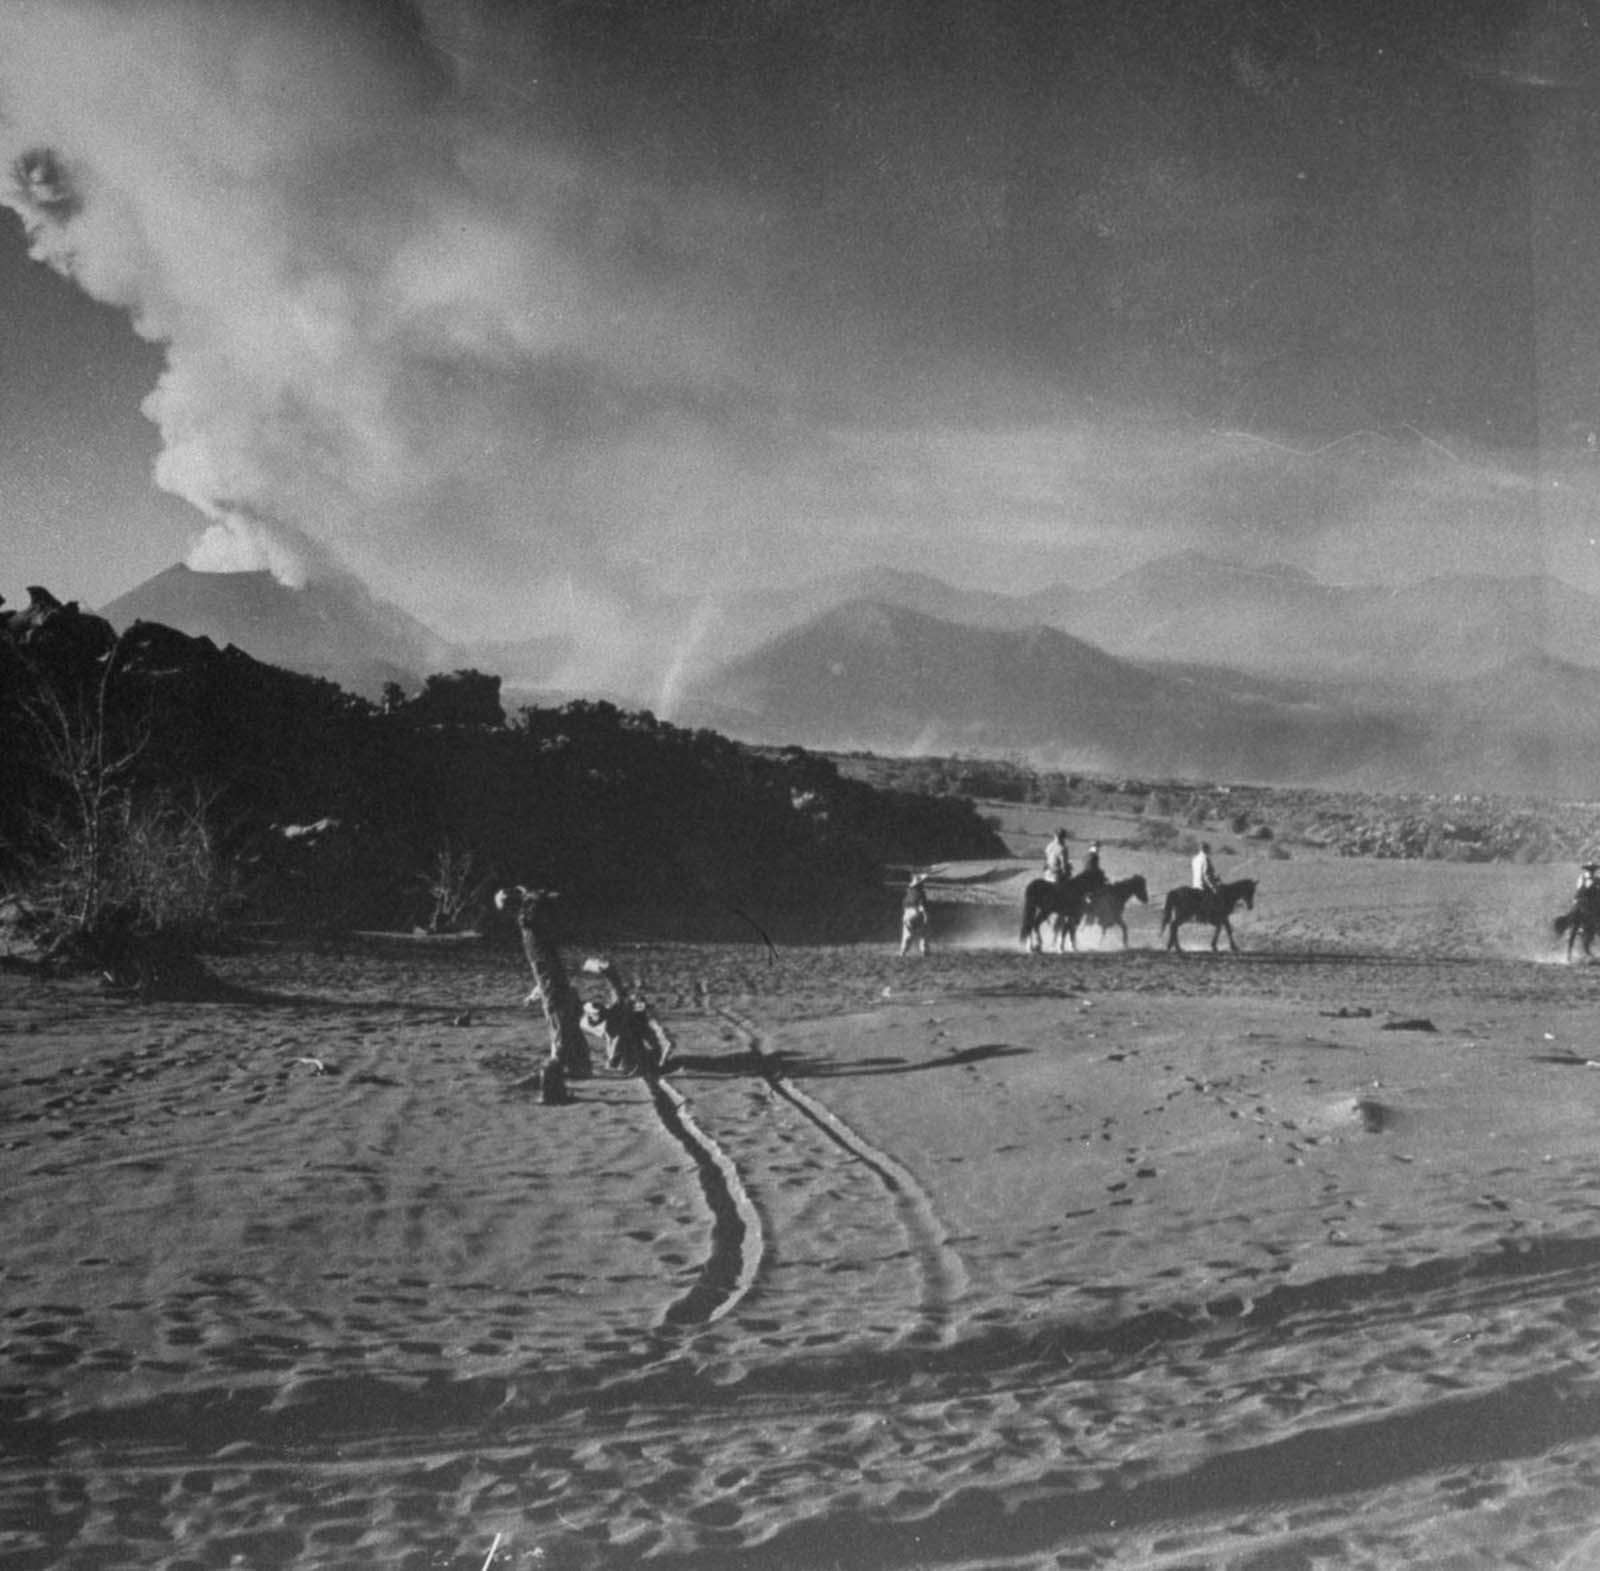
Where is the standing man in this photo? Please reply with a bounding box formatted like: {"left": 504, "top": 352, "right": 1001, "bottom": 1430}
{"left": 900, "top": 873, "right": 930, "bottom": 957}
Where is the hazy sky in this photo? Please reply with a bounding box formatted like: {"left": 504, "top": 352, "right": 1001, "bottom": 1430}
{"left": 5, "top": 0, "right": 1600, "bottom": 639}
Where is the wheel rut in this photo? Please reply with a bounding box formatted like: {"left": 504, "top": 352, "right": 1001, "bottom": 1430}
{"left": 645, "top": 1073, "right": 764, "bottom": 1328}
{"left": 712, "top": 1005, "right": 968, "bottom": 1344}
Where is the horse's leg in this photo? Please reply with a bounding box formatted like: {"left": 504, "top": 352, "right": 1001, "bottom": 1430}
{"left": 1222, "top": 918, "right": 1239, "bottom": 954}
{"left": 1116, "top": 917, "right": 1128, "bottom": 948}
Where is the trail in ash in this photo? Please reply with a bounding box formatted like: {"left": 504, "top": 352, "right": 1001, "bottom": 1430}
{"left": 646, "top": 1073, "right": 764, "bottom": 1327}
{"left": 625, "top": 995, "right": 969, "bottom": 1338}
{"left": 710, "top": 1004, "right": 970, "bottom": 1344}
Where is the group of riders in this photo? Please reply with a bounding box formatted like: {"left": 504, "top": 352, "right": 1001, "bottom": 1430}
{"left": 1044, "top": 828, "right": 1220, "bottom": 897}
{"left": 906, "top": 839, "right": 1600, "bottom": 961}
{"left": 899, "top": 830, "right": 1227, "bottom": 956}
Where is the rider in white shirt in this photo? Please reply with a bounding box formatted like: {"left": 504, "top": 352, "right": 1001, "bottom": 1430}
{"left": 1192, "top": 842, "right": 1220, "bottom": 892}
{"left": 1044, "top": 830, "right": 1070, "bottom": 883}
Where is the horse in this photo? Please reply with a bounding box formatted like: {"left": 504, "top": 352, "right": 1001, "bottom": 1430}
{"left": 1020, "top": 867, "right": 1107, "bottom": 953}
{"left": 1555, "top": 895, "right": 1600, "bottom": 961}
{"left": 1159, "top": 877, "right": 1257, "bottom": 953}
{"left": 1069, "top": 874, "right": 1149, "bottom": 949}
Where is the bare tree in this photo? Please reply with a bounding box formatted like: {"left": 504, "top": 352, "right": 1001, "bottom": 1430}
{"left": 9, "top": 635, "right": 235, "bottom": 985}
{"left": 418, "top": 841, "right": 489, "bottom": 933}
{"left": 15, "top": 634, "right": 147, "bottom": 932}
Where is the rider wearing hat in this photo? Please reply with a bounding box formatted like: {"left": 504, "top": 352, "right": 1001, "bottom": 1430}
{"left": 1044, "top": 830, "right": 1071, "bottom": 884}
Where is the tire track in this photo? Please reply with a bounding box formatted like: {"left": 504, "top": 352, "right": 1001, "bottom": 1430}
{"left": 646, "top": 1074, "right": 765, "bottom": 1328}
{"left": 714, "top": 1005, "right": 969, "bottom": 1345}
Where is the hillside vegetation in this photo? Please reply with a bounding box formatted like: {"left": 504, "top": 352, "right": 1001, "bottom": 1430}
{"left": 0, "top": 588, "right": 1002, "bottom": 981}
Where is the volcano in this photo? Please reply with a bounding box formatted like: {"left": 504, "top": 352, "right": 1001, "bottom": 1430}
{"left": 99, "top": 563, "right": 455, "bottom": 700}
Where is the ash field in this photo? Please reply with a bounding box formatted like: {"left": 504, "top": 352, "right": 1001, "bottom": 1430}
{"left": 8, "top": 849, "right": 1600, "bottom": 1570}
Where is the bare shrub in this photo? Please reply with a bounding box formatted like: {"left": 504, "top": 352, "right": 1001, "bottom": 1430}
{"left": 418, "top": 842, "right": 490, "bottom": 933}
{"left": 109, "top": 791, "right": 240, "bottom": 935}
{"left": 13, "top": 786, "right": 239, "bottom": 985}
{"left": 9, "top": 637, "right": 238, "bottom": 984}
{"left": 14, "top": 639, "right": 146, "bottom": 932}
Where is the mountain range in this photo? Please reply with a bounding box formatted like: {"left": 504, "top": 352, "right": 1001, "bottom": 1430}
{"left": 91, "top": 554, "right": 1600, "bottom": 795}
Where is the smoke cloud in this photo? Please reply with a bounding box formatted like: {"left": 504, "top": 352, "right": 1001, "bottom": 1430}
{"left": 0, "top": 0, "right": 818, "bottom": 632}
{"left": 1, "top": 0, "right": 1596, "bottom": 648}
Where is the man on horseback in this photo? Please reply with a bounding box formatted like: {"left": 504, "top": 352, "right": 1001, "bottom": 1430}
{"left": 1044, "top": 829, "right": 1071, "bottom": 883}
{"left": 1191, "top": 842, "right": 1220, "bottom": 895}
{"left": 1557, "top": 865, "right": 1600, "bottom": 960}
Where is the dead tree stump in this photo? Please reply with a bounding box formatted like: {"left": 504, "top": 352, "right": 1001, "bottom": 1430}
{"left": 497, "top": 886, "right": 592, "bottom": 1079}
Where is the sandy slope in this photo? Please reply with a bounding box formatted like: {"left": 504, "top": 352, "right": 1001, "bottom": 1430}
{"left": 6, "top": 858, "right": 1600, "bottom": 1568}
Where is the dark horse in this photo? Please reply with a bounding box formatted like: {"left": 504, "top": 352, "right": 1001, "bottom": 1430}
{"left": 1160, "top": 877, "right": 1257, "bottom": 953}
{"left": 1555, "top": 892, "right": 1600, "bottom": 961}
{"left": 1070, "top": 874, "right": 1150, "bottom": 949}
{"left": 1020, "top": 867, "right": 1107, "bottom": 953}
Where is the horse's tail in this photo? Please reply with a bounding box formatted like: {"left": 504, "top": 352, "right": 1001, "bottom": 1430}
{"left": 1159, "top": 890, "right": 1178, "bottom": 934}
{"left": 1019, "top": 894, "right": 1036, "bottom": 945}
{"left": 1556, "top": 910, "right": 1575, "bottom": 937}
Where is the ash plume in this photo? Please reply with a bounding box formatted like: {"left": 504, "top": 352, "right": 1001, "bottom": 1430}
{"left": 0, "top": 0, "right": 1591, "bottom": 658}
{"left": 0, "top": 0, "right": 800, "bottom": 633}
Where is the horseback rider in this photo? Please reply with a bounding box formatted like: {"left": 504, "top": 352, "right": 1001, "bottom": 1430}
{"left": 1578, "top": 862, "right": 1600, "bottom": 910}
{"left": 1191, "top": 841, "right": 1221, "bottom": 895}
{"left": 1083, "top": 840, "right": 1105, "bottom": 889}
{"left": 1044, "top": 829, "right": 1071, "bottom": 884}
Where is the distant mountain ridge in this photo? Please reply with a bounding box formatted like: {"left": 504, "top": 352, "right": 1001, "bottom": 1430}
{"left": 677, "top": 597, "right": 1418, "bottom": 785}
{"left": 639, "top": 552, "right": 1600, "bottom": 688}
{"left": 100, "top": 564, "right": 455, "bottom": 700}
{"left": 1053, "top": 555, "right": 1600, "bottom": 680}
{"left": 677, "top": 594, "right": 1600, "bottom": 796}
{"left": 91, "top": 554, "right": 1600, "bottom": 794}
